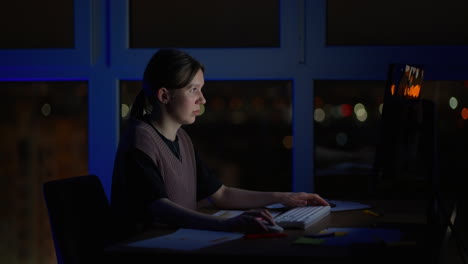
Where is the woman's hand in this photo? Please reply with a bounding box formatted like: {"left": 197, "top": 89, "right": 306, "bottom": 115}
{"left": 223, "top": 209, "right": 275, "bottom": 234}
{"left": 280, "top": 192, "right": 329, "bottom": 207}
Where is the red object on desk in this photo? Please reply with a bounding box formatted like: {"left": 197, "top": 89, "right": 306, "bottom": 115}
{"left": 244, "top": 233, "right": 288, "bottom": 239}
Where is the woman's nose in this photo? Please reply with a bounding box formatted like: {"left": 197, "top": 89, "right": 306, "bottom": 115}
{"left": 198, "top": 92, "right": 206, "bottom": 105}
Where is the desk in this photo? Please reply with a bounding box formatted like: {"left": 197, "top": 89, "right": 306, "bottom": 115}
{"left": 105, "top": 199, "right": 437, "bottom": 262}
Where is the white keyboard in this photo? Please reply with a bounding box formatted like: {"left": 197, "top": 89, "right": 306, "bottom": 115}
{"left": 274, "top": 205, "right": 331, "bottom": 229}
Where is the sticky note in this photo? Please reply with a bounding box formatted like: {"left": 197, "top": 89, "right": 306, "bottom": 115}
{"left": 334, "top": 231, "right": 348, "bottom": 236}
{"left": 363, "top": 209, "right": 381, "bottom": 217}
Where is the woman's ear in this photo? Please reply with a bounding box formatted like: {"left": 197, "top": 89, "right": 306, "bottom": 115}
{"left": 157, "top": 87, "right": 170, "bottom": 104}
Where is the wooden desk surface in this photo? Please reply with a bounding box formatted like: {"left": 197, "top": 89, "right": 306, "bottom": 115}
{"left": 105, "top": 199, "right": 435, "bottom": 262}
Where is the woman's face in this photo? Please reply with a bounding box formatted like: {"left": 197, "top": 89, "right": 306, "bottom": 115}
{"left": 166, "top": 69, "right": 206, "bottom": 125}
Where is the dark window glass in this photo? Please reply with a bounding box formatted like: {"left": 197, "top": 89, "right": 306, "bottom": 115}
{"left": 313, "top": 80, "right": 383, "bottom": 198}
{"left": 0, "top": 81, "right": 88, "bottom": 263}
{"left": 129, "top": 0, "right": 280, "bottom": 48}
{"left": 314, "top": 80, "right": 468, "bottom": 199}
{"left": 327, "top": 0, "right": 468, "bottom": 45}
{"left": 0, "top": 0, "right": 74, "bottom": 49}
{"left": 120, "top": 80, "right": 292, "bottom": 191}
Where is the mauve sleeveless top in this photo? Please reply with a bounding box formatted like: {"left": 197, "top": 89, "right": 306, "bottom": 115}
{"left": 117, "top": 118, "right": 197, "bottom": 210}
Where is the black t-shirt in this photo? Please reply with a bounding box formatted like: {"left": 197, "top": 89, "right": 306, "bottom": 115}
{"left": 123, "top": 148, "right": 222, "bottom": 202}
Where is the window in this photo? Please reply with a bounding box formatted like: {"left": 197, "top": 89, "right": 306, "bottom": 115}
{"left": 0, "top": 81, "right": 88, "bottom": 263}
{"left": 313, "top": 80, "right": 383, "bottom": 198}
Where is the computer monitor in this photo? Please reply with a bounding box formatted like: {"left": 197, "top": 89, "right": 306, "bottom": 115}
{"left": 373, "top": 64, "right": 456, "bottom": 255}
{"left": 372, "top": 65, "right": 467, "bottom": 262}
{"left": 372, "top": 64, "right": 437, "bottom": 199}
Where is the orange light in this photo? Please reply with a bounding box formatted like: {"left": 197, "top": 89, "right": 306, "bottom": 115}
{"left": 282, "top": 135, "right": 293, "bottom": 149}
{"left": 390, "top": 84, "right": 396, "bottom": 95}
{"left": 461, "top": 107, "right": 468, "bottom": 120}
{"left": 403, "top": 84, "right": 421, "bottom": 98}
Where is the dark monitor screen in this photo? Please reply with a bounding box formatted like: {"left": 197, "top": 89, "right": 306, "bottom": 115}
{"left": 372, "top": 64, "right": 436, "bottom": 199}
{"left": 375, "top": 66, "right": 466, "bottom": 258}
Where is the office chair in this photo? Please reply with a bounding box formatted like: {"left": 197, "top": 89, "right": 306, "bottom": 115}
{"left": 43, "top": 175, "right": 120, "bottom": 264}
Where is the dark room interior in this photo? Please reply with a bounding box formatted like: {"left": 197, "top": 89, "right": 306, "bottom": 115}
{"left": 1, "top": 0, "right": 467, "bottom": 263}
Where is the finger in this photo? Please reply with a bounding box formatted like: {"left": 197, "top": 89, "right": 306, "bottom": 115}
{"left": 287, "top": 197, "right": 306, "bottom": 207}
{"left": 247, "top": 209, "right": 271, "bottom": 219}
{"left": 290, "top": 193, "right": 309, "bottom": 206}
{"left": 309, "top": 194, "right": 329, "bottom": 206}
{"left": 242, "top": 215, "right": 265, "bottom": 233}
{"left": 296, "top": 200, "right": 308, "bottom": 206}
{"left": 261, "top": 209, "right": 273, "bottom": 218}
{"left": 254, "top": 217, "right": 270, "bottom": 232}
{"left": 258, "top": 212, "right": 275, "bottom": 225}
{"left": 253, "top": 211, "right": 271, "bottom": 222}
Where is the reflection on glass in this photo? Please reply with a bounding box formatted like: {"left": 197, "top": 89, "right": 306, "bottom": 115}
{"left": 120, "top": 80, "right": 292, "bottom": 192}
{"left": 0, "top": 81, "right": 88, "bottom": 263}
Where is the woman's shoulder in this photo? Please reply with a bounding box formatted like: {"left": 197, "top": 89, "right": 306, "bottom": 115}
{"left": 121, "top": 117, "right": 162, "bottom": 150}
{"left": 127, "top": 118, "right": 156, "bottom": 137}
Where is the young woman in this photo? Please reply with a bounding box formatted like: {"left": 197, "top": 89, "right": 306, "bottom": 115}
{"left": 111, "top": 48, "right": 329, "bottom": 237}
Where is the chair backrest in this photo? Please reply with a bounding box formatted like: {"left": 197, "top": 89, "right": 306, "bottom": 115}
{"left": 43, "top": 175, "right": 118, "bottom": 264}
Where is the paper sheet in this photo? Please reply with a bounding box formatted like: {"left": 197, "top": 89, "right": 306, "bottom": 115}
{"left": 327, "top": 200, "right": 371, "bottom": 212}
{"left": 127, "top": 228, "right": 243, "bottom": 251}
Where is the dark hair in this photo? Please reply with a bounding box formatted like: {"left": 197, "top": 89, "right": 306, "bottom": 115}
{"left": 130, "top": 48, "right": 205, "bottom": 119}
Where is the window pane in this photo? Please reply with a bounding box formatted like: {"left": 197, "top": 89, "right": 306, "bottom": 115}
{"left": 327, "top": 0, "right": 468, "bottom": 45}
{"left": 313, "top": 80, "right": 383, "bottom": 198}
{"left": 129, "top": 0, "right": 280, "bottom": 48}
{"left": 0, "top": 0, "right": 74, "bottom": 49}
{"left": 120, "top": 80, "right": 292, "bottom": 191}
{"left": 0, "top": 81, "right": 88, "bottom": 263}
{"left": 314, "top": 80, "right": 468, "bottom": 199}
{"left": 417, "top": 81, "right": 468, "bottom": 195}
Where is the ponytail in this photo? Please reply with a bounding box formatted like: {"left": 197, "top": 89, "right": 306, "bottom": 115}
{"left": 130, "top": 89, "right": 146, "bottom": 120}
